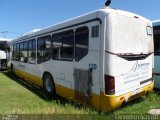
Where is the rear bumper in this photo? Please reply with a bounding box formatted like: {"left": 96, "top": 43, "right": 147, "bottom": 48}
{"left": 100, "top": 80, "right": 154, "bottom": 112}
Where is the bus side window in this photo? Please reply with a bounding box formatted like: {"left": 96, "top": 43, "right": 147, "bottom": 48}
{"left": 0, "top": 41, "right": 7, "bottom": 51}
{"left": 52, "top": 33, "right": 62, "bottom": 60}
{"left": 37, "top": 35, "right": 51, "bottom": 64}
{"left": 23, "top": 41, "right": 28, "bottom": 63}
{"left": 12, "top": 44, "right": 16, "bottom": 60}
{"left": 28, "top": 39, "right": 36, "bottom": 64}
{"left": 20, "top": 42, "right": 24, "bottom": 62}
{"left": 16, "top": 43, "right": 20, "bottom": 61}
{"left": 60, "top": 30, "right": 74, "bottom": 60}
{"left": 52, "top": 30, "right": 74, "bottom": 61}
{"left": 19, "top": 41, "right": 28, "bottom": 63}
{"left": 75, "top": 26, "right": 89, "bottom": 61}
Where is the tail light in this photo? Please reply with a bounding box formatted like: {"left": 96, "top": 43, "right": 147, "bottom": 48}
{"left": 105, "top": 75, "right": 115, "bottom": 95}
{"left": 152, "top": 68, "right": 153, "bottom": 78}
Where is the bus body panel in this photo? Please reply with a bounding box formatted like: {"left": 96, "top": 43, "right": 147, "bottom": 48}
{"left": 105, "top": 53, "right": 153, "bottom": 96}
{"left": 104, "top": 12, "right": 153, "bottom": 97}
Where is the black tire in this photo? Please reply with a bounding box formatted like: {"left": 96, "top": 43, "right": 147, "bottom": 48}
{"left": 43, "top": 73, "right": 56, "bottom": 98}
{"left": 2, "top": 61, "right": 6, "bottom": 68}
{"left": 11, "top": 64, "right": 13, "bottom": 72}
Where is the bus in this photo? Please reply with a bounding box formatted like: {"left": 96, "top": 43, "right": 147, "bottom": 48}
{"left": 153, "top": 20, "right": 160, "bottom": 89}
{"left": 7, "top": 7, "right": 154, "bottom": 112}
{"left": 0, "top": 38, "right": 11, "bottom": 69}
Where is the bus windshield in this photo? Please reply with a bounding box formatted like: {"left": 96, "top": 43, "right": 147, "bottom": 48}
{"left": 110, "top": 14, "right": 153, "bottom": 55}
{"left": 0, "top": 41, "right": 7, "bottom": 51}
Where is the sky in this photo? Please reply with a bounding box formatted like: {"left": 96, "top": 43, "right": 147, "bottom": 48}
{"left": 0, "top": 0, "right": 160, "bottom": 39}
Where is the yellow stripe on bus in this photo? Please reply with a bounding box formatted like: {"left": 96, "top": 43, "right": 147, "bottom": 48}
{"left": 12, "top": 68, "right": 154, "bottom": 112}
{"left": 14, "top": 69, "right": 43, "bottom": 87}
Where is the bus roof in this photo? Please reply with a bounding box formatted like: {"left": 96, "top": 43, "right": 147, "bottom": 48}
{"left": 0, "top": 38, "right": 11, "bottom": 41}
{"left": 152, "top": 20, "right": 160, "bottom": 26}
{"left": 11, "top": 7, "right": 151, "bottom": 43}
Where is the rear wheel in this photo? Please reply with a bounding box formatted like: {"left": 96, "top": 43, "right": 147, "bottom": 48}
{"left": 11, "top": 64, "right": 13, "bottom": 72}
{"left": 43, "top": 73, "right": 55, "bottom": 98}
{"left": 2, "top": 61, "right": 6, "bottom": 68}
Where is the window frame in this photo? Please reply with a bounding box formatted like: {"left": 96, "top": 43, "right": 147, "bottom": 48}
{"left": 75, "top": 26, "right": 89, "bottom": 62}
{"left": 19, "top": 41, "right": 28, "bottom": 63}
{"left": 28, "top": 39, "right": 36, "bottom": 64}
{"left": 37, "top": 35, "right": 52, "bottom": 64}
{"left": 52, "top": 29, "right": 74, "bottom": 61}
{"left": 0, "top": 41, "right": 7, "bottom": 51}
{"left": 15, "top": 43, "right": 20, "bottom": 61}
{"left": 11, "top": 44, "right": 17, "bottom": 60}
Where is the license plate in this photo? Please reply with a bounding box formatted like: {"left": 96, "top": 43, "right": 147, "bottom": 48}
{"left": 132, "top": 88, "right": 142, "bottom": 96}
{"left": 130, "top": 93, "right": 140, "bottom": 100}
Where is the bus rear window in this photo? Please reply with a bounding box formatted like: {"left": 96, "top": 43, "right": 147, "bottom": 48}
{"left": 0, "top": 41, "right": 6, "bottom": 51}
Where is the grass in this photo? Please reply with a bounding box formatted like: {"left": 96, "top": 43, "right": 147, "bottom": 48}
{"left": 0, "top": 71, "right": 90, "bottom": 115}
{"left": 0, "top": 70, "right": 160, "bottom": 119}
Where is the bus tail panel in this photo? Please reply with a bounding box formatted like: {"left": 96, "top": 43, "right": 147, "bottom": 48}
{"left": 104, "top": 53, "right": 153, "bottom": 97}
{"left": 100, "top": 80, "right": 154, "bottom": 112}
{"left": 114, "top": 55, "right": 153, "bottom": 97}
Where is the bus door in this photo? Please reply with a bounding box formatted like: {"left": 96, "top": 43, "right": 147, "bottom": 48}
{"left": 22, "top": 39, "right": 38, "bottom": 85}
{"left": 51, "top": 30, "right": 74, "bottom": 98}
{"left": 74, "top": 24, "right": 101, "bottom": 105}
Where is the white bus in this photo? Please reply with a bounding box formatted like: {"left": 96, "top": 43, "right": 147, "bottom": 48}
{"left": 0, "top": 38, "right": 11, "bottom": 69}
{"left": 153, "top": 20, "right": 160, "bottom": 89}
{"left": 8, "top": 7, "right": 154, "bottom": 112}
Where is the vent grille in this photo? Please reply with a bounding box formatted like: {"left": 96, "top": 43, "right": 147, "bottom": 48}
{"left": 91, "top": 25, "right": 99, "bottom": 38}
{"left": 74, "top": 69, "right": 92, "bottom": 104}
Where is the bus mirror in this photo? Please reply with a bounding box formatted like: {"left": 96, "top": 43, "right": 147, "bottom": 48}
{"left": 24, "top": 57, "right": 28, "bottom": 63}
{"left": 20, "top": 57, "right": 24, "bottom": 62}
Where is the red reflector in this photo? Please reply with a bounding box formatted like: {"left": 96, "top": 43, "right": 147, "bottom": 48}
{"left": 120, "top": 97, "right": 124, "bottom": 100}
